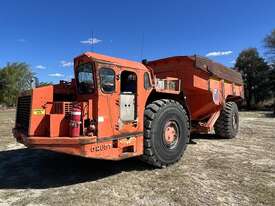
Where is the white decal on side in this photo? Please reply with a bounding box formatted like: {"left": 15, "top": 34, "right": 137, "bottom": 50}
{"left": 98, "top": 116, "right": 104, "bottom": 123}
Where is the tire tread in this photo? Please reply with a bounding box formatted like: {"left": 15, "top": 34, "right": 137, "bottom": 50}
{"left": 214, "top": 101, "right": 239, "bottom": 139}
{"left": 141, "top": 99, "right": 190, "bottom": 168}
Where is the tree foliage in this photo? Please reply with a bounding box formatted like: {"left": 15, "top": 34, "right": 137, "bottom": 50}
{"left": 264, "top": 29, "right": 275, "bottom": 62}
{"left": 235, "top": 48, "right": 271, "bottom": 108}
{"left": 38, "top": 81, "right": 53, "bottom": 87}
{"left": 0, "top": 62, "right": 34, "bottom": 106}
{"left": 264, "top": 29, "right": 275, "bottom": 113}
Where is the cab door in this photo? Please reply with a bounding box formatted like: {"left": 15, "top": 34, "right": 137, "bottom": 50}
{"left": 96, "top": 64, "right": 140, "bottom": 139}
{"left": 96, "top": 63, "right": 120, "bottom": 138}
{"left": 118, "top": 69, "right": 139, "bottom": 133}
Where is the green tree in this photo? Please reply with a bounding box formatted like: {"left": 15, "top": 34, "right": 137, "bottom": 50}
{"left": 264, "top": 29, "right": 275, "bottom": 114}
{"left": 235, "top": 48, "right": 271, "bottom": 108}
{"left": 268, "top": 63, "right": 275, "bottom": 114}
{"left": 0, "top": 62, "right": 34, "bottom": 106}
{"left": 37, "top": 81, "right": 53, "bottom": 87}
{"left": 264, "top": 29, "right": 275, "bottom": 62}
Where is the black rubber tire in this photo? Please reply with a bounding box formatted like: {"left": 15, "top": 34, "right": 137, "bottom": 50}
{"left": 214, "top": 101, "right": 239, "bottom": 139}
{"left": 141, "top": 99, "right": 190, "bottom": 168}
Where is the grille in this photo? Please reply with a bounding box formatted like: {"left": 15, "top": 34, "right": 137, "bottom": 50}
{"left": 16, "top": 95, "right": 31, "bottom": 134}
{"left": 64, "top": 102, "right": 73, "bottom": 116}
{"left": 52, "top": 102, "right": 72, "bottom": 116}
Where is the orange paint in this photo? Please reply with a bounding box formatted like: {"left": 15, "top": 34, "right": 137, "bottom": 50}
{"left": 13, "top": 52, "right": 243, "bottom": 160}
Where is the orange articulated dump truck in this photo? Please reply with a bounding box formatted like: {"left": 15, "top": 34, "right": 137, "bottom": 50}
{"left": 13, "top": 52, "right": 244, "bottom": 167}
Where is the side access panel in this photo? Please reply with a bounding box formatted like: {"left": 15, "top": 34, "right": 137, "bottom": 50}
{"left": 120, "top": 94, "right": 135, "bottom": 121}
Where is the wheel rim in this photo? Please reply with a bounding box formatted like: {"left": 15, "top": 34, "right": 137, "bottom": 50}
{"left": 163, "top": 120, "right": 179, "bottom": 149}
{"left": 232, "top": 113, "right": 238, "bottom": 131}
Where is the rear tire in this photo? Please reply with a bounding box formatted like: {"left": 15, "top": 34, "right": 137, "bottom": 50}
{"left": 214, "top": 101, "right": 239, "bottom": 139}
{"left": 141, "top": 99, "right": 190, "bottom": 168}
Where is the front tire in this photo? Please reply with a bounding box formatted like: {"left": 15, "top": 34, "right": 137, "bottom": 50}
{"left": 214, "top": 101, "right": 239, "bottom": 138}
{"left": 142, "top": 99, "right": 190, "bottom": 168}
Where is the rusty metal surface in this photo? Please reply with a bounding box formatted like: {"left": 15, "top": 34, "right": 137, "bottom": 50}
{"left": 192, "top": 55, "right": 243, "bottom": 85}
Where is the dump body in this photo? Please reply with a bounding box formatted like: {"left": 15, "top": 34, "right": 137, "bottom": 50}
{"left": 13, "top": 52, "right": 244, "bottom": 162}
{"left": 147, "top": 55, "right": 243, "bottom": 121}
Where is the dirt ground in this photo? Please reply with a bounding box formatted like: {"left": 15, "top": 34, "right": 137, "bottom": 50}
{"left": 0, "top": 110, "right": 274, "bottom": 206}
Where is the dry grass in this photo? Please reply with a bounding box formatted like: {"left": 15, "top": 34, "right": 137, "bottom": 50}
{"left": 0, "top": 111, "right": 274, "bottom": 206}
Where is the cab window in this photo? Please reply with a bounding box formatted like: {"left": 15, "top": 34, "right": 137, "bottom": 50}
{"left": 77, "top": 63, "right": 94, "bottom": 94}
{"left": 99, "top": 68, "right": 115, "bottom": 93}
{"left": 121, "top": 71, "right": 137, "bottom": 94}
{"left": 144, "top": 72, "right": 151, "bottom": 89}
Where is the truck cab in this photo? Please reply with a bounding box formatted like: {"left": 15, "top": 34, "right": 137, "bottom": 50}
{"left": 74, "top": 52, "right": 154, "bottom": 138}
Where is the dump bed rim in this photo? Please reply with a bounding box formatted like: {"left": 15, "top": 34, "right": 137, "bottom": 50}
{"left": 147, "top": 55, "right": 243, "bottom": 85}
